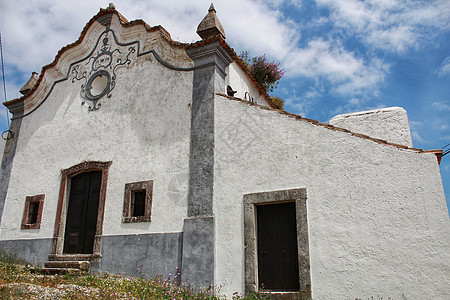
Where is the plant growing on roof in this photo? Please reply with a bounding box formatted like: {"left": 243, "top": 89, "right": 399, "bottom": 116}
{"left": 270, "top": 96, "right": 285, "bottom": 110}
{"left": 239, "top": 51, "right": 286, "bottom": 94}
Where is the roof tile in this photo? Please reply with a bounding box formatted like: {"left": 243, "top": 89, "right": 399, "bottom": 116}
{"left": 215, "top": 92, "right": 442, "bottom": 158}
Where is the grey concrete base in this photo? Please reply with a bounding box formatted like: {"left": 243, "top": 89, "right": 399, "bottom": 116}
{"left": 98, "top": 232, "right": 183, "bottom": 278}
{"left": 0, "top": 238, "right": 52, "bottom": 265}
{"left": 181, "top": 216, "right": 214, "bottom": 288}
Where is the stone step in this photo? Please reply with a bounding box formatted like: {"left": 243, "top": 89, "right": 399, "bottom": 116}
{"left": 44, "top": 260, "right": 90, "bottom": 271}
{"left": 30, "top": 267, "right": 83, "bottom": 275}
{"left": 48, "top": 254, "right": 96, "bottom": 261}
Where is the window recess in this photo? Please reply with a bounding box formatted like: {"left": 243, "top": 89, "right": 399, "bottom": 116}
{"left": 123, "top": 180, "right": 153, "bottom": 223}
{"left": 21, "top": 194, "right": 45, "bottom": 229}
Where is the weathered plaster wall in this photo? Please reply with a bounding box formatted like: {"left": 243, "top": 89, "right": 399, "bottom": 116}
{"left": 0, "top": 28, "right": 192, "bottom": 245}
{"left": 329, "top": 107, "right": 413, "bottom": 147}
{"left": 226, "top": 62, "right": 269, "bottom": 106}
{"left": 0, "top": 138, "right": 5, "bottom": 162}
{"left": 99, "top": 232, "right": 183, "bottom": 277}
{"left": 213, "top": 97, "right": 450, "bottom": 299}
{"left": 0, "top": 238, "right": 51, "bottom": 265}
{"left": 0, "top": 117, "right": 22, "bottom": 228}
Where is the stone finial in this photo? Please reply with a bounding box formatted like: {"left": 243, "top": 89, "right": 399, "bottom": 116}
{"left": 196, "top": 3, "right": 226, "bottom": 40}
{"left": 19, "top": 72, "right": 39, "bottom": 95}
{"left": 209, "top": 3, "right": 215, "bottom": 11}
{"left": 107, "top": 3, "right": 116, "bottom": 10}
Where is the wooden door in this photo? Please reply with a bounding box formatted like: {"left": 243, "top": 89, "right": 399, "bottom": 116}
{"left": 63, "top": 171, "right": 101, "bottom": 254}
{"left": 257, "top": 202, "right": 299, "bottom": 291}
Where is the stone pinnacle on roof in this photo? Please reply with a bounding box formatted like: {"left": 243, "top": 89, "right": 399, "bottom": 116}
{"left": 196, "top": 3, "right": 226, "bottom": 40}
{"left": 19, "top": 72, "right": 39, "bottom": 95}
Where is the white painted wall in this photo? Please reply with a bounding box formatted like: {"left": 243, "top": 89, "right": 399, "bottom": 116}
{"left": 0, "top": 25, "right": 193, "bottom": 240}
{"left": 213, "top": 96, "right": 450, "bottom": 299}
{"left": 330, "top": 107, "right": 413, "bottom": 147}
{"left": 226, "top": 62, "right": 270, "bottom": 107}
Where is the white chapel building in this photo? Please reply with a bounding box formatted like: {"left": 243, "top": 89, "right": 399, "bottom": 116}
{"left": 0, "top": 4, "right": 449, "bottom": 300}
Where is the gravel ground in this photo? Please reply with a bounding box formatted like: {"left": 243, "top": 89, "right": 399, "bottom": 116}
{"left": 0, "top": 282, "right": 100, "bottom": 299}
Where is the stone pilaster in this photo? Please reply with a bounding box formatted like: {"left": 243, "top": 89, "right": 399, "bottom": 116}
{"left": 181, "top": 40, "right": 233, "bottom": 288}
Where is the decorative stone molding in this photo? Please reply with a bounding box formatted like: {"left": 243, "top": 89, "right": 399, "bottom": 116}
{"left": 70, "top": 30, "right": 136, "bottom": 111}
{"left": 61, "top": 161, "right": 112, "bottom": 175}
{"left": 186, "top": 40, "right": 233, "bottom": 77}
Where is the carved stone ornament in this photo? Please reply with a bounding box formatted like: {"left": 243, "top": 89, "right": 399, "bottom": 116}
{"left": 71, "top": 30, "right": 136, "bottom": 111}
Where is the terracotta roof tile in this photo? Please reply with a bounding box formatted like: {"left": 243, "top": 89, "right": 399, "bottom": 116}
{"left": 215, "top": 92, "right": 443, "bottom": 159}
{"left": 217, "top": 89, "right": 448, "bottom": 162}
{"left": 218, "top": 91, "right": 448, "bottom": 164}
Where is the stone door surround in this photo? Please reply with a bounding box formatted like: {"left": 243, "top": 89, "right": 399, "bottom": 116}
{"left": 243, "top": 188, "right": 311, "bottom": 299}
{"left": 50, "top": 161, "right": 112, "bottom": 262}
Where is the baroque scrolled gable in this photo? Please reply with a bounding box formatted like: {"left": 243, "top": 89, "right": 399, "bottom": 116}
{"left": 4, "top": 6, "right": 194, "bottom": 118}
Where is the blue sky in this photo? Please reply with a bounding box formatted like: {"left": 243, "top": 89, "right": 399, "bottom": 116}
{"left": 0, "top": 0, "right": 449, "bottom": 215}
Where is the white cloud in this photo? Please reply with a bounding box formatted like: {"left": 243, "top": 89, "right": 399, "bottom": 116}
{"left": 3, "top": 81, "right": 22, "bottom": 103}
{"left": 0, "top": 0, "right": 106, "bottom": 73}
{"left": 409, "top": 120, "right": 423, "bottom": 130}
{"left": 316, "top": 0, "right": 450, "bottom": 53}
{"left": 431, "top": 118, "right": 449, "bottom": 131}
{"left": 0, "top": 76, "right": 24, "bottom": 126}
{"left": 283, "top": 38, "right": 389, "bottom": 97}
{"left": 221, "top": 1, "right": 297, "bottom": 59}
{"left": 0, "top": 106, "right": 11, "bottom": 125}
{"left": 432, "top": 101, "right": 450, "bottom": 112}
{"left": 411, "top": 130, "right": 426, "bottom": 144}
{"left": 285, "top": 96, "right": 310, "bottom": 117}
{"left": 436, "top": 57, "right": 450, "bottom": 77}
{"left": 261, "top": 0, "right": 302, "bottom": 10}
{"left": 284, "top": 85, "right": 323, "bottom": 117}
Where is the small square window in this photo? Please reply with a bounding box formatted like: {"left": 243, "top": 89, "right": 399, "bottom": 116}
{"left": 123, "top": 180, "right": 153, "bottom": 223}
{"left": 21, "top": 194, "right": 45, "bottom": 229}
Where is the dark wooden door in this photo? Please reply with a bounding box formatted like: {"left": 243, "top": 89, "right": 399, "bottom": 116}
{"left": 257, "top": 202, "right": 299, "bottom": 291}
{"left": 63, "top": 171, "right": 101, "bottom": 254}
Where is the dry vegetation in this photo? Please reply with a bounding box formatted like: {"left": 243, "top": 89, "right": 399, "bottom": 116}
{"left": 0, "top": 248, "right": 268, "bottom": 300}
